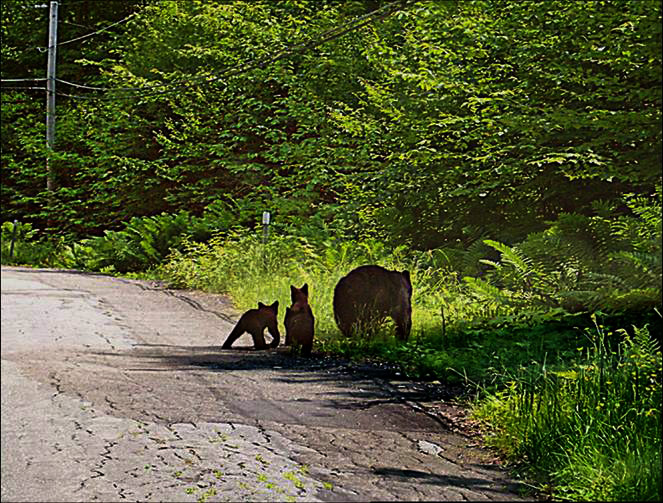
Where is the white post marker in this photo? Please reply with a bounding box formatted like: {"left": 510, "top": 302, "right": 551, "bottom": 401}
{"left": 262, "top": 211, "right": 271, "bottom": 243}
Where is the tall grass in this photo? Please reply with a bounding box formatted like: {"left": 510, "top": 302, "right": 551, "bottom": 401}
{"left": 473, "top": 319, "right": 662, "bottom": 501}
{"left": 156, "top": 230, "right": 499, "bottom": 378}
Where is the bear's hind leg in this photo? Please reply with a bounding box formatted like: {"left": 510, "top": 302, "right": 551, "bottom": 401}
{"left": 222, "top": 325, "right": 244, "bottom": 349}
{"left": 249, "top": 329, "right": 268, "bottom": 350}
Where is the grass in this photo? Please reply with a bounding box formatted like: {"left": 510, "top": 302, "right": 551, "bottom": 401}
{"left": 155, "top": 231, "right": 590, "bottom": 384}
{"left": 154, "top": 231, "right": 662, "bottom": 501}
{"left": 1, "top": 234, "right": 66, "bottom": 268}
{"left": 472, "top": 320, "right": 662, "bottom": 501}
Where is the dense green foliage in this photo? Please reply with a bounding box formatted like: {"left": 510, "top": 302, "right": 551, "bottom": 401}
{"left": 2, "top": 0, "right": 661, "bottom": 500}
{"left": 2, "top": 0, "right": 661, "bottom": 244}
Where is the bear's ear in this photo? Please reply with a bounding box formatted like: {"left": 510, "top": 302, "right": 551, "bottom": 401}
{"left": 301, "top": 283, "right": 309, "bottom": 296}
{"left": 258, "top": 302, "right": 266, "bottom": 309}
{"left": 271, "top": 300, "right": 279, "bottom": 311}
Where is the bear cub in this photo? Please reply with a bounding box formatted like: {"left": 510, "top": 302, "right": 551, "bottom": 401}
{"left": 284, "top": 283, "right": 315, "bottom": 356}
{"left": 222, "top": 301, "right": 280, "bottom": 350}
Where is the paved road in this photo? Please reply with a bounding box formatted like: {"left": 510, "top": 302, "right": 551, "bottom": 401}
{"left": 1, "top": 266, "right": 531, "bottom": 502}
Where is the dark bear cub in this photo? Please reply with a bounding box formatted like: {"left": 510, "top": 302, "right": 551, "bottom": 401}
{"left": 284, "top": 283, "right": 315, "bottom": 356}
{"left": 333, "top": 265, "right": 412, "bottom": 340}
{"left": 222, "top": 301, "right": 280, "bottom": 350}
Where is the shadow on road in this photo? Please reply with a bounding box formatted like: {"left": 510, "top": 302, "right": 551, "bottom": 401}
{"left": 89, "top": 342, "right": 465, "bottom": 407}
{"left": 372, "top": 467, "right": 527, "bottom": 495}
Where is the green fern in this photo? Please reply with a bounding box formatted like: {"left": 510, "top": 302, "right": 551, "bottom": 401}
{"left": 483, "top": 239, "right": 530, "bottom": 272}
{"left": 467, "top": 189, "right": 662, "bottom": 315}
{"left": 461, "top": 237, "right": 492, "bottom": 276}
{"left": 463, "top": 275, "right": 508, "bottom": 302}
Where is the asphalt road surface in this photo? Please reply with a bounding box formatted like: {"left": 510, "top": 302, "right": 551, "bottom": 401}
{"left": 1, "top": 266, "right": 532, "bottom": 502}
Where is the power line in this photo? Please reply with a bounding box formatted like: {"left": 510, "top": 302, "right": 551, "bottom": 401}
{"left": 3, "top": 0, "right": 410, "bottom": 102}
{"left": 49, "top": 0, "right": 411, "bottom": 102}
{"left": 55, "top": 77, "right": 126, "bottom": 91}
{"left": 24, "top": 10, "right": 138, "bottom": 52}
{"left": 65, "top": 0, "right": 406, "bottom": 97}
{"left": 1, "top": 78, "right": 47, "bottom": 83}
{"left": 57, "top": 12, "right": 137, "bottom": 46}
{"left": 0, "top": 86, "right": 47, "bottom": 91}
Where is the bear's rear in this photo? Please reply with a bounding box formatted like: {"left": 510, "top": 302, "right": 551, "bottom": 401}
{"left": 333, "top": 265, "right": 412, "bottom": 340}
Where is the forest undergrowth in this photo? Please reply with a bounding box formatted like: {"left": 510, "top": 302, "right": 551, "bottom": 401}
{"left": 152, "top": 222, "right": 661, "bottom": 502}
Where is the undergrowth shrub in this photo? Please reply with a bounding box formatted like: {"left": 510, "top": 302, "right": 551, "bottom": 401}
{"left": 62, "top": 211, "right": 216, "bottom": 273}
{"left": 465, "top": 190, "right": 662, "bottom": 315}
{"left": 157, "top": 230, "right": 467, "bottom": 350}
{"left": 1, "top": 221, "right": 67, "bottom": 267}
{"left": 156, "top": 228, "right": 594, "bottom": 381}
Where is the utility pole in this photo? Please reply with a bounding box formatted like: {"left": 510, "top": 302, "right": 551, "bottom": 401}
{"left": 46, "top": 0, "right": 58, "bottom": 192}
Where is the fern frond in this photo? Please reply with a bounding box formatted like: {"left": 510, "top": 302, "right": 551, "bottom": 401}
{"left": 461, "top": 238, "right": 491, "bottom": 276}
{"left": 463, "top": 276, "right": 509, "bottom": 303}
{"left": 483, "top": 239, "right": 531, "bottom": 273}
{"left": 479, "top": 258, "right": 501, "bottom": 270}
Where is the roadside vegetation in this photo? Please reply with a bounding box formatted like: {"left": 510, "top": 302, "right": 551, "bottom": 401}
{"left": 2, "top": 0, "right": 660, "bottom": 500}
{"left": 3, "top": 194, "right": 660, "bottom": 501}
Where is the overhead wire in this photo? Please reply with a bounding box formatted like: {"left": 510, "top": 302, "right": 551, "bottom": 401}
{"left": 25, "top": 10, "right": 138, "bottom": 52}
{"left": 51, "top": 0, "right": 411, "bottom": 101}
{"left": 0, "top": 75, "right": 43, "bottom": 97}
{"left": 1, "top": 78, "right": 47, "bottom": 83}
{"left": 57, "top": 12, "right": 137, "bottom": 46}
{"left": 2, "top": 0, "right": 410, "bottom": 101}
{"left": 0, "top": 77, "right": 47, "bottom": 93}
{"left": 0, "top": 86, "right": 47, "bottom": 91}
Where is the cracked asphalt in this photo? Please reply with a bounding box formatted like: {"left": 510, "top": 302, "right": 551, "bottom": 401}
{"left": 1, "top": 266, "right": 533, "bottom": 502}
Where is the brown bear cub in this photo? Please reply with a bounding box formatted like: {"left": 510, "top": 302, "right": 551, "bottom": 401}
{"left": 222, "top": 301, "right": 280, "bottom": 350}
{"left": 333, "top": 265, "right": 412, "bottom": 340}
{"left": 284, "top": 283, "right": 315, "bottom": 356}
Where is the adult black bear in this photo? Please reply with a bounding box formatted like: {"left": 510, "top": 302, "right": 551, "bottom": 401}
{"left": 284, "top": 283, "right": 315, "bottom": 356}
{"left": 221, "top": 301, "right": 280, "bottom": 350}
{"left": 333, "top": 265, "right": 412, "bottom": 340}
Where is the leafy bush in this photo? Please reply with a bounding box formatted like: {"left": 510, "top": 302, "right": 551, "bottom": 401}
{"left": 1, "top": 221, "right": 66, "bottom": 266}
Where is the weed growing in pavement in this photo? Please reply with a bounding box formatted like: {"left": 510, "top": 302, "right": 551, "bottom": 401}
{"left": 283, "top": 470, "right": 305, "bottom": 490}
{"left": 197, "top": 487, "right": 217, "bottom": 503}
{"left": 255, "top": 454, "right": 270, "bottom": 466}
